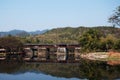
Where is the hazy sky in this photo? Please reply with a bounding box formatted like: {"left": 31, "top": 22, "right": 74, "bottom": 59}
{"left": 0, "top": 0, "right": 120, "bottom": 31}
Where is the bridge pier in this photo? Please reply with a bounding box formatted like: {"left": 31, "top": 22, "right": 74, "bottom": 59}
{"left": 46, "top": 48, "right": 50, "bottom": 60}
{"left": 56, "top": 47, "right": 67, "bottom": 61}
{"left": 75, "top": 47, "right": 81, "bottom": 60}
{"left": 31, "top": 48, "right": 38, "bottom": 59}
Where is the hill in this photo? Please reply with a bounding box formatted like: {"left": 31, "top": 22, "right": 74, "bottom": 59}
{"left": 0, "top": 30, "right": 29, "bottom": 37}
{"left": 30, "top": 26, "right": 120, "bottom": 44}
{"left": 29, "top": 29, "right": 48, "bottom": 35}
{"left": 0, "top": 29, "right": 48, "bottom": 37}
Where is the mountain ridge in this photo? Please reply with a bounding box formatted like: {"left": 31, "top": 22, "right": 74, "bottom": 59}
{"left": 0, "top": 29, "right": 48, "bottom": 37}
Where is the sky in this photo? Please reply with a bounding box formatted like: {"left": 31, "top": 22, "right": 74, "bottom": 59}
{"left": 0, "top": 0, "right": 120, "bottom": 31}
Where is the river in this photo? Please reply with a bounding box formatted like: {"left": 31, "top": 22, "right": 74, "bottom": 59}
{"left": 0, "top": 59, "right": 120, "bottom": 80}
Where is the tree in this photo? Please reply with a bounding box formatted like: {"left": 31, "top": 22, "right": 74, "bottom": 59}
{"left": 79, "top": 29, "right": 101, "bottom": 52}
{"left": 114, "top": 39, "right": 120, "bottom": 51}
{"left": 0, "top": 36, "right": 23, "bottom": 53}
{"left": 109, "top": 6, "right": 120, "bottom": 27}
{"left": 99, "top": 34, "right": 116, "bottom": 51}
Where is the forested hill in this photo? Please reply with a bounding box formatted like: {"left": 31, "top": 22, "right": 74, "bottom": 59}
{"left": 30, "top": 26, "right": 120, "bottom": 44}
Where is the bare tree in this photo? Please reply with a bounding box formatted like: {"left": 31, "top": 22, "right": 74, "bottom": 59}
{"left": 109, "top": 6, "right": 120, "bottom": 27}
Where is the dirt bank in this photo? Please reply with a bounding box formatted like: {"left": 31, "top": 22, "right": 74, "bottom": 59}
{"left": 81, "top": 51, "right": 120, "bottom": 65}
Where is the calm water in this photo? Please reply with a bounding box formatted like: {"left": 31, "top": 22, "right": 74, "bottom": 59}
{"left": 0, "top": 60, "right": 120, "bottom": 80}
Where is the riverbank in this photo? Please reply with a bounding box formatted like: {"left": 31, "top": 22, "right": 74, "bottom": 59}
{"left": 81, "top": 51, "right": 120, "bottom": 65}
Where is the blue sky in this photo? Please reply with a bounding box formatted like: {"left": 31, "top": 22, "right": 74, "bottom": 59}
{"left": 0, "top": 0, "right": 120, "bottom": 31}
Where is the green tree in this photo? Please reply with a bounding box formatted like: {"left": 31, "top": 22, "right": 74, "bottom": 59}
{"left": 79, "top": 29, "right": 101, "bottom": 52}
{"left": 109, "top": 6, "right": 120, "bottom": 27}
{"left": 99, "top": 34, "right": 116, "bottom": 51}
{"left": 114, "top": 39, "right": 120, "bottom": 51}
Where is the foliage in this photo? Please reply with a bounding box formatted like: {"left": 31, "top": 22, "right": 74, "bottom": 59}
{"left": 109, "top": 6, "right": 120, "bottom": 27}
{"left": 0, "top": 36, "right": 23, "bottom": 53}
{"left": 79, "top": 29, "right": 101, "bottom": 52}
{"left": 114, "top": 39, "right": 120, "bottom": 51}
{"left": 79, "top": 29, "right": 120, "bottom": 52}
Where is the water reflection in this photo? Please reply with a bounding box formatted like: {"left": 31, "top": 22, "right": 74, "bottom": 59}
{"left": 0, "top": 60, "right": 120, "bottom": 80}
{"left": 0, "top": 72, "right": 79, "bottom": 80}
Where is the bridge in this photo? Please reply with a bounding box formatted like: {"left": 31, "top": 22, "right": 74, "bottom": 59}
{"left": 24, "top": 44, "right": 81, "bottom": 62}
{"left": 0, "top": 44, "right": 81, "bottom": 62}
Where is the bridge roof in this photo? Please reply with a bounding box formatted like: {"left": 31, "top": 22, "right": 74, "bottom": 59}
{"left": 24, "top": 44, "right": 80, "bottom": 48}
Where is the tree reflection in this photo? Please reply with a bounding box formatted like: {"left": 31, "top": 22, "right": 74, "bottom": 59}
{"left": 0, "top": 60, "right": 120, "bottom": 80}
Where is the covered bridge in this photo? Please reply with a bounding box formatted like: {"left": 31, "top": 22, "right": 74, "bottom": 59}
{"left": 24, "top": 44, "right": 81, "bottom": 61}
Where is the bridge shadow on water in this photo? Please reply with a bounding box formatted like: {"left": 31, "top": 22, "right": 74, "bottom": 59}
{"left": 0, "top": 59, "right": 120, "bottom": 80}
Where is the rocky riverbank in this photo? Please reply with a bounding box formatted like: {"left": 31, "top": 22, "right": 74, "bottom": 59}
{"left": 81, "top": 51, "right": 120, "bottom": 65}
